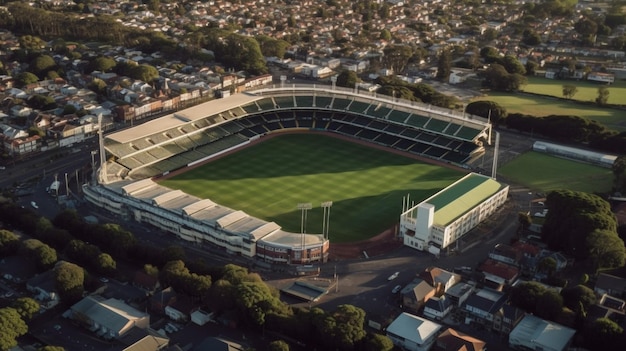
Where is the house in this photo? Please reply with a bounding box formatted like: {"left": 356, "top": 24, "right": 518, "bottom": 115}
{"left": 402, "top": 278, "right": 436, "bottom": 313}
{"left": 448, "top": 70, "right": 475, "bottom": 85}
{"left": 26, "top": 270, "right": 60, "bottom": 309}
{"left": 488, "top": 243, "right": 523, "bottom": 266}
{"left": 509, "top": 315, "right": 576, "bottom": 351}
{"left": 586, "top": 294, "right": 626, "bottom": 327}
{"left": 423, "top": 296, "right": 453, "bottom": 321}
{"left": 193, "top": 336, "right": 245, "bottom": 351}
{"left": 444, "top": 282, "right": 474, "bottom": 308}
{"left": 432, "top": 328, "right": 486, "bottom": 351}
{"left": 113, "top": 326, "right": 169, "bottom": 351}
{"left": 477, "top": 259, "right": 520, "bottom": 288}
{"left": 165, "top": 298, "right": 195, "bottom": 322}
{"left": 492, "top": 303, "right": 525, "bottom": 335}
{"left": 463, "top": 288, "right": 507, "bottom": 328}
{"left": 594, "top": 273, "right": 626, "bottom": 299}
{"left": 151, "top": 287, "right": 177, "bottom": 314}
{"left": 419, "top": 267, "right": 461, "bottom": 295}
{"left": 69, "top": 295, "right": 150, "bottom": 340}
{"left": 386, "top": 312, "right": 442, "bottom": 351}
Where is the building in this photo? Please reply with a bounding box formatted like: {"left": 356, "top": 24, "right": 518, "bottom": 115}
{"left": 69, "top": 296, "right": 150, "bottom": 340}
{"left": 386, "top": 312, "right": 442, "bottom": 351}
{"left": 508, "top": 315, "right": 576, "bottom": 351}
{"left": 433, "top": 328, "right": 486, "bottom": 351}
{"left": 400, "top": 173, "right": 509, "bottom": 253}
{"left": 401, "top": 278, "right": 436, "bottom": 313}
{"left": 533, "top": 141, "right": 617, "bottom": 168}
{"left": 463, "top": 288, "right": 507, "bottom": 328}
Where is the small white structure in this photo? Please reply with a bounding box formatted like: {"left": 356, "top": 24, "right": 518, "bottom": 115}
{"left": 386, "top": 312, "right": 442, "bottom": 351}
{"left": 587, "top": 72, "right": 615, "bottom": 84}
{"left": 191, "top": 310, "right": 214, "bottom": 326}
{"left": 508, "top": 315, "right": 575, "bottom": 351}
{"left": 533, "top": 141, "right": 617, "bottom": 168}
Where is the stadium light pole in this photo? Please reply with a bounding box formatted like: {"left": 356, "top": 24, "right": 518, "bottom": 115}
{"left": 321, "top": 201, "right": 333, "bottom": 241}
{"left": 297, "top": 203, "right": 312, "bottom": 263}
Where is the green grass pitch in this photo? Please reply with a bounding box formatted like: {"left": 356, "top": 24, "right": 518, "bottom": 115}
{"left": 498, "top": 151, "right": 613, "bottom": 193}
{"left": 160, "top": 133, "right": 463, "bottom": 243}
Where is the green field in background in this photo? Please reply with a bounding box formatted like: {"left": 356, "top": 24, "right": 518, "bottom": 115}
{"left": 160, "top": 133, "right": 463, "bottom": 242}
{"left": 521, "top": 76, "right": 626, "bottom": 104}
{"left": 498, "top": 151, "right": 613, "bottom": 193}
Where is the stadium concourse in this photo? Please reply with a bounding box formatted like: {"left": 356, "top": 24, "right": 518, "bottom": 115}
{"left": 84, "top": 84, "right": 492, "bottom": 264}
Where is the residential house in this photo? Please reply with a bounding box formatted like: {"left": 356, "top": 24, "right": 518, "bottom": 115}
{"left": 26, "top": 270, "right": 60, "bottom": 309}
{"left": 444, "top": 282, "right": 474, "bottom": 308}
{"left": 509, "top": 315, "right": 576, "bottom": 351}
{"left": 477, "top": 259, "right": 520, "bottom": 288}
{"left": 423, "top": 295, "right": 453, "bottom": 321}
{"left": 419, "top": 267, "right": 461, "bottom": 296}
{"left": 448, "top": 70, "right": 475, "bottom": 85}
{"left": 112, "top": 326, "right": 170, "bottom": 351}
{"left": 432, "top": 328, "right": 486, "bottom": 351}
{"left": 488, "top": 244, "right": 523, "bottom": 267}
{"left": 492, "top": 304, "right": 525, "bottom": 335}
{"left": 386, "top": 312, "right": 442, "bottom": 351}
{"left": 69, "top": 295, "right": 150, "bottom": 340}
{"left": 6, "top": 135, "right": 40, "bottom": 156}
{"left": 463, "top": 288, "right": 507, "bottom": 328}
{"left": 586, "top": 294, "right": 625, "bottom": 328}
{"left": 151, "top": 287, "right": 177, "bottom": 315}
{"left": 402, "top": 278, "right": 436, "bottom": 313}
{"left": 165, "top": 298, "right": 196, "bottom": 323}
{"left": 193, "top": 336, "right": 245, "bottom": 351}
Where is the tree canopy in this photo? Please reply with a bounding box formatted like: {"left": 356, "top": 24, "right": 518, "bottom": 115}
{"left": 0, "top": 307, "right": 28, "bottom": 351}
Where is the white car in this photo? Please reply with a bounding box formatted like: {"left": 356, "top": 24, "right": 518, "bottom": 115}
{"left": 388, "top": 272, "right": 399, "bottom": 281}
{"left": 30, "top": 201, "right": 38, "bottom": 209}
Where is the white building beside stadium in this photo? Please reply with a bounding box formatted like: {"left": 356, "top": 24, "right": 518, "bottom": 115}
{"left": 399, "top": 173, "right": 509, "bottom": 254}
{"left": 532, "top": 141, "right": 617, "bottom": 168}
{"left": 85, "top": 84, "right": 492, "bottom": 265}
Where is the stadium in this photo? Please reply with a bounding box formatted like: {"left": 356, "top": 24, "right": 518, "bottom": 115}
{"left": 83, "top": 84, "right": 493, "bottom": 264}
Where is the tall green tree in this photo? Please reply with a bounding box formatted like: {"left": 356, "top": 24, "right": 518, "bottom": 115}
{"left": 596, "top": 86, "right": 610, "bottom": 106}
{"left": 268, "top": 340, "right": 290, "bottom": 351}
{"left": 612, "top": 155, "right": 626, "bottom": 194}
{"left": 54, "top": 261, "right": 85, "bottom": 304}
{"left": 0, "top": 230, "right": 19, "bottom": 257}
{"left": 363, "top": 333, "right": 394, "bottom": 351}
{"left": 584, "top": 318, "right": 625, "bottom": 351}
{"left": 11, "top": 297, "right": 40, "bottom": 320}
{"left": 436, "top": 48, "right": 452, "bottom": 81}
{"left": 561, "top": 284, "right": 596, "bottom": 315}
{"left": 586, "top": 229, "right": 626, "bottom": 271}
{"left": 0, "top": 307, "right": 28, "bottom": 351}
{"left": 562, "top": 84, "right": 578, "bottom": 99}
{"left": 336, "top": 70, "right": 358, "bottom": 88}
{"left": 466, "top": 100, "right": 507, "bottom": 125}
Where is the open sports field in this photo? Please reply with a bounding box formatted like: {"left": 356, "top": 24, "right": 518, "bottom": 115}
{"left": 160, "top": 133, "right": 463, "bottom": 243}
{"left": 498, "top": 151, "right": 613, "bottom": 193}
{"left": 473, "top": 93, "right": 626, "bottom": 131}
{"left": 522, "top": 76, "right": 626, "bottom": 105}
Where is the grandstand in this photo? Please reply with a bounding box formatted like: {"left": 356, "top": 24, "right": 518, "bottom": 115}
{"left": 89, "top": 84, "right": 491, "bottom": 265}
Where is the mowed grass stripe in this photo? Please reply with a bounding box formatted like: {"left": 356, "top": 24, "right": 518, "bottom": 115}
{"left": 160, "top": 134, "right": 463, "bottom": 242}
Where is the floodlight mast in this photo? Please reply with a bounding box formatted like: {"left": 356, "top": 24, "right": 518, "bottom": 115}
{"left": 297, "top": 203, "right": 312, "bottom": 264}
{"left": 321, "top": 201, "right": 333, "bottom": 240}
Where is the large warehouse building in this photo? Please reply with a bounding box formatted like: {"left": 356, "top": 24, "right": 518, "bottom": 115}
{"left": 399, "top": 173, "right": 509, "bottom": 254}
{"left": 85, "top": 84, "right": 492, "bottom": 264}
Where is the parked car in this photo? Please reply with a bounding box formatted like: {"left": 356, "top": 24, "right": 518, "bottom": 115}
{"left": 388, "top": 272, "right": 399, "bottom": 281}
{"left": 392, "top": 285, "right": 402, "bottom": 293}
{"left": 31, "top": 201, "right": 38, "bottom": 209}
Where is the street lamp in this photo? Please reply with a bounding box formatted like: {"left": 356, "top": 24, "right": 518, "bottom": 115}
{"left": 297, "top": 203, "right": 312, "bottom": 263}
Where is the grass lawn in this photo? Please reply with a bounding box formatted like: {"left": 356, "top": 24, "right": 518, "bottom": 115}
{"left": 160, "top": 133, "right": 463, "bottom": 242}
{"left": 498, "top": 151, "right": 613, "bottom": 193}
{"left": 522, "top": 76, "right": 626, "bottom": 104}
{"left": 473, "top": 93, "right": 626, "bottom": 131}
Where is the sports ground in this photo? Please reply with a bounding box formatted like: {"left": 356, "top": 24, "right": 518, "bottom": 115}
{"left": 160, "top": 133, "right": 463, "bottom": 243}
{"left": 498, "top": 151, "right": 613, "bottom": 193}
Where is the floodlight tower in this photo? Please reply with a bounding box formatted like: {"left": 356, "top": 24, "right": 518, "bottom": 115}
{"left": 321, "top": 201, "right": 333, "bottom": 241}
{"left": 492, "top": 131, "right": 500, "bottom": 180}
{"left": 297, "top": 203, "right": 312, "bottom": 263}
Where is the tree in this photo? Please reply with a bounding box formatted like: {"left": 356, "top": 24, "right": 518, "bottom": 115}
{"left": 131, "top": 64, "right": 159, "bottom": 83}
{"left": 436, "top": 49, "right": 451, "bottom": 81}
{"left": 268, "top": 340, "right": 290, "bottom": 351}
{"left": 39, "top": 347, "right": 66, "bottom": 351}
{"left": 27, "top": 94, "right": 57, "bottom": 110}
{"left": 586, "top": 229, "right": 626, "bottom": 271}
{"left": 465, "top": 100, "right": 507, "bottom": 125}
{"left": 14, "top": 72, "right": 38, "bottom": 88}
{"left": 363, "top": 333, "right": 394, "bottom": 351}
{"left": 596, "top": 86, "right": 610, "bottom": 106}
{"left": 379, "top": 29, "right": 391, "bottom": 41}
{"left": 613, "top": 155, "right": 626, "bottom": 194}
{"left": 538, "top": 256, "right": 557, "bottom": 277}
{"left": 0, "top": 307, "right": 28, "bottom": 351}
{"left": 535, "top": 289, "right": 563, "bottom": 321}
{"left": 21, "top": 239, "right": 57, "bottom": 271}
{"left": 483, "top": 64, "right": 526, "bottom": 92}
{"left": 54, "top": 261, "right": 85, "bottom": 304}
{"left": 332, "top": 304, "right": 367, "bottom": 349}
{"left": 336, "top": 70, "right": 358, "bottom": 88}
{"left": 509, "top": 281, "right": 546, "bottom": 313}
{"left": 518, "top": 211, "right": 532, "bottom": 231}
{"left": 502, "top": 55, "right": 526, "bottom": 75}
{"left": 96, "top": 253, "right": 116, "bottom": 275}
{"left": 11, "top": 297, "right": 40, "bottom": 320}
{"left": 562, "top": 84, "right": 578, "bottom": 99}
{"left": 0, "top": 229, "right": 19, "bottom": 257}
{"left": 584, "top": 318, "right": 625, "bottom": 351}
{"left": 561, "top": 284, "right": 596, "bottom": 315}
{"left": 90, "top": 56, "right": 116, "bottom": 73}
{"left": 30, "top": 55, "right": 57, "bottom": 79}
